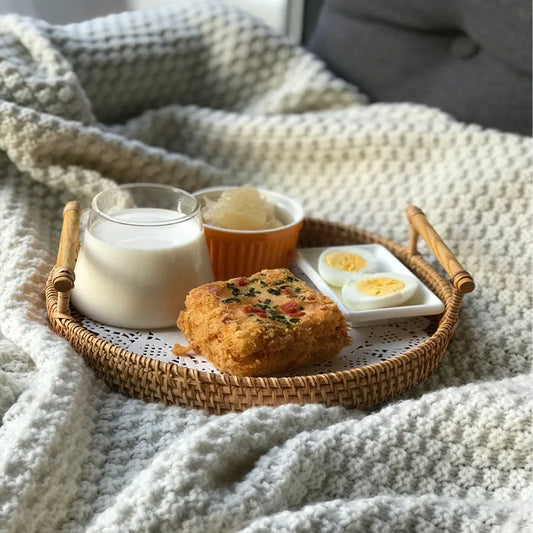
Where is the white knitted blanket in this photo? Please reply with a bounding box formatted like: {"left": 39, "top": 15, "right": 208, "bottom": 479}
{"left": 0, "top": 2, "right": 531, "bottom": 531}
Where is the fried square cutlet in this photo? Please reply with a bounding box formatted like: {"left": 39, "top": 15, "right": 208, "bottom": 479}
{"left": 176, "top": 268, "right": 350, "bottom": 376}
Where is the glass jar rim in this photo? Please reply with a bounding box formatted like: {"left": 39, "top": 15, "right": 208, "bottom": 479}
{"left": 91, "top": 183, "right": 200, "bottom": 227}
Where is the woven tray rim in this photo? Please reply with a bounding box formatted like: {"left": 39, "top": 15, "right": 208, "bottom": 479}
{"left": 46, "top": 217, "right": 461, "bottom": 412}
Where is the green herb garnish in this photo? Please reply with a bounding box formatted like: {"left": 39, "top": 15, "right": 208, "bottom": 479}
{"left": 221, "top": 297, "right": 241, "bottom": 304}
{"left": 265, "top": 308, "right": 292, "bottom": 327}
{"left": 242, "top": 288, "right": 260, "bottom": 297}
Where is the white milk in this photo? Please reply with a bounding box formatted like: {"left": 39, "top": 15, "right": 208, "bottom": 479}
{"left": 71, "top": 208, "right": 213, "bottom": 329}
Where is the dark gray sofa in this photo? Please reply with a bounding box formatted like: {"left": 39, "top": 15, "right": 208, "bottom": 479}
{"left": 308, "top": 0, "right": 532, "bottom": 135}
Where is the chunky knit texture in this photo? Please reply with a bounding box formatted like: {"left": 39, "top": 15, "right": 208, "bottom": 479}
{"left": 0, "top": 2, "right": 531, "bottom": 532}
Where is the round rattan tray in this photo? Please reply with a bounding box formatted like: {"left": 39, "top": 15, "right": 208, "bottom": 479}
{"left": 46, "top": 205, "right": 474, "bottom": 414}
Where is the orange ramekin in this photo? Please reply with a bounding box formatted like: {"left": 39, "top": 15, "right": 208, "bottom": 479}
{"left": 193, "top": 186, "right": 304, "bottom": 280}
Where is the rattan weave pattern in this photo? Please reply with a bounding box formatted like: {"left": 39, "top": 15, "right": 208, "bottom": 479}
{"left": 46, "top": 217, "right": 463, "bottom": 414}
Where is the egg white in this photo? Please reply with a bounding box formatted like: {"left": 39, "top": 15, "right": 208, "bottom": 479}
{"left": 317, "top": 247, "right": 377, "bottom": 287}
{"left": 341, "top": 272, "right": 419, "bottom": 310}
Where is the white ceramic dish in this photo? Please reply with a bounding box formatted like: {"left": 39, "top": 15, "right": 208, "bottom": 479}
{"left": 295, "top": 244, "right": 445, "bottom": 326}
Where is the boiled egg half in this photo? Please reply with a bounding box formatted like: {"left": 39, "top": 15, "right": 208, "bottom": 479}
{"left": 318, "top": 247, "right": 377, "bottom": 287}
{"left": 341, "top": 272, "right": 419, "bottom": 310}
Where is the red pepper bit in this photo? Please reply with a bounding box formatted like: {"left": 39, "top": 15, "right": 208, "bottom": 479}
{"left": 279, "top": 300, "right": 298, "bottom": 314}
{"left": 235, "top": 277, "right": 249, "bottom": 287}
{"left": 281, "top": 288, "right": 293, "bottom": 295}
{"left": 243, "top": 304, "right": 266, "bottom": 318}
{"left": 279, "top": 300, "right": 306, "bottom": 317}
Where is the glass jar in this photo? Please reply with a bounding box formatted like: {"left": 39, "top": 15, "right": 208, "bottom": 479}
{"left": 71, "top": 183, "right": 213, "bottom": 329}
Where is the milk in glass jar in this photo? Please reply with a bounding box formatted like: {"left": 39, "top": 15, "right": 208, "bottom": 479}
{"left": 72, "top": 183, "right": 213, "bottom": 329}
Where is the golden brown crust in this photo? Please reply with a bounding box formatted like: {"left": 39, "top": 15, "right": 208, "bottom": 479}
{"left": 177, "top": 268, "right": 350, "bottom": 376}
{"left": 171, "top": 343, "right": 192, "bottom": 356}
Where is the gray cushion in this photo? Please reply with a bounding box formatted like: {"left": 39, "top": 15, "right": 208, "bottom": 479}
{"left": 309, "top": 0, "right": 532, "bottom": 135}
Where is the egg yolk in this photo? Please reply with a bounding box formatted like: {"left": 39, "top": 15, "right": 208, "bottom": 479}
{"left": 325, "top": 251, "right": 367, "bottom": 272}
{"left": 355, "top": 277, "right": 405, "bottom": 297}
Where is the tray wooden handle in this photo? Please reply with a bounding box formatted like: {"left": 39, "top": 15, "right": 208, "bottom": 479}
{"left": 406, "top": 205, "right": 474, "bottom": 295}
{"left": 53, "top": 201, "right": 81, "bottom": 316}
